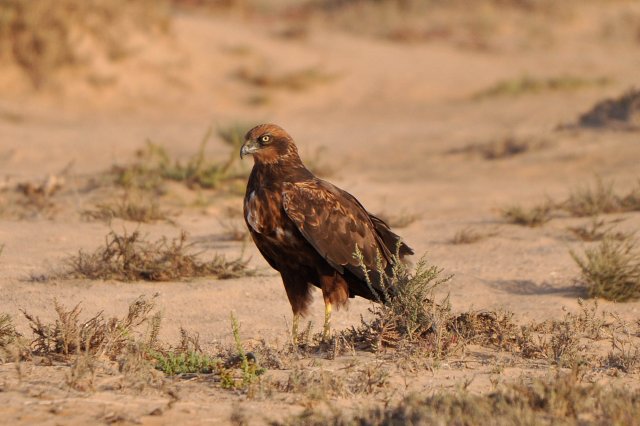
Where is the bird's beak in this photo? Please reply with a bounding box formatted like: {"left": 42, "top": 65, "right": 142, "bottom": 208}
{"left": 240, "top": 139, "right": 259, "bottom": 159}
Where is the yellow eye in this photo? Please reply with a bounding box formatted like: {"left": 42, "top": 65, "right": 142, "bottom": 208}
{"left": 260, "top": 135, "right": 271, "bottom": 143}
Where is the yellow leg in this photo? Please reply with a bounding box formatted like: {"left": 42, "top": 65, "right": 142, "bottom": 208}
{"left": 292, "top": 313, "right": 300, "bottom": 346}
{"left": 323, "top": 302, "right": 332, "bottom": 341}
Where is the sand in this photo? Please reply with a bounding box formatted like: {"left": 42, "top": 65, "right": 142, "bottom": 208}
{"left": 1, "top": 3, "right": 639, "bottom": 424}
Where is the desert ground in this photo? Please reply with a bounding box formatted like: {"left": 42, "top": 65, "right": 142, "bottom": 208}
{"left": 1, "top": 1, "right": 640, "bottom": 424}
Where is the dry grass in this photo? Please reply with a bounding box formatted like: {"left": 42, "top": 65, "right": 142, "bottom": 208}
{"left": 562, "top": 178, "right": 640, "bottom": 217}
{"left": 3, "top": 298, "right": 272, "bottom": 394}
{"left": 0, "top": 174, "right": 65, "bottom": 220}
{"left": 501, "top": 203, "right": 552, "bottom": 227}
{"left": 473, "top": 75, "right": 610, "bottom": 99}
{"left": 18, "top": 296, "right": 161, "bottom": 363}
{"left": 571, "top": 237, "right": 640, "bottom": 302}
{"left": 340, "top": 251, "right": 454, "bottom": 355}
{"left": 567, "top": 217, "right": 630, "bottom": 242}
{"left": 0, "top": 313, "right": 20, "bottom": 347}
{"left": 0, "top": 0, "right": 170, "bottom": 87}
{"left": 278, "top": 372, "right": 640, "bottom": 426}
{"left": 83, "top": 195, "right": 169, "bottom": 224}
{"left": 450, "top": 227, "right": 497, "bottom": 244}
{"left": 450, "top": 135, "right": 548, "bottom": 160}
{"left": 235, "top": 66, "right": 335, "bottom": 91}
{"left": 603, "top": 316, "right": 640, "bottom": 373}
{"left": 577, "top": 88, "right": 640, "bottom": 130}
{"left": 271, "top": 363, "right": 389, "bottom": 400}
{"left": 60, "top": 230, "right": 253, "bottom": 281}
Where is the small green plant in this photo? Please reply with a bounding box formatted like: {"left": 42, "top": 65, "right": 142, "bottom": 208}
{"left": 501, "top": 203, "right": 552, "bottom": 227}
{"left": 152, "top": 350, "right": 220, "bottom": 375}
{"left": 221, "top": 313, "right": 265, "bottom": 390}
{"left": 60, "top": 230, "right": 253, "bottom": 281}
{"left": 571, "top": 237, "right": 640, "bottom": 302}
{"left": 112, "top": 126, "right": 249, "bottom": 193}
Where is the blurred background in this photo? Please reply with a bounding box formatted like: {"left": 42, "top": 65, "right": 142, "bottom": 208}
{"left": 0, "top": 0, "right": 639, "bottom": 224}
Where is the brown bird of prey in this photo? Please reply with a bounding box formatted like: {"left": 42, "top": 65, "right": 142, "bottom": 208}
{"left": 240, "top": 124, "right": 413, "bottom": 342}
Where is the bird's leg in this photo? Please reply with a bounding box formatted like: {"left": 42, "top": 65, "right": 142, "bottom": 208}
{"left": 323, "top": 301, "right": 332, "bottom": 342}
{"left": 292, "top": 313, "right": 300, "bottom": 346}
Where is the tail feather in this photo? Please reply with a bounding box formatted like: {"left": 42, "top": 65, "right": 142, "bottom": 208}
{"left": 369, "top": 214, "right": 414, "bottom": 258}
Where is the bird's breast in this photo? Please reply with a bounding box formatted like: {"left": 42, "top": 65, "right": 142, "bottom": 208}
{"left": 244, "top": 189, "right": 287, "bottom": 237}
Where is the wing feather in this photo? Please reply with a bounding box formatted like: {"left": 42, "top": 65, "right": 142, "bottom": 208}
{"left": 282, "top": 180, "right": 392, "bottom": 282}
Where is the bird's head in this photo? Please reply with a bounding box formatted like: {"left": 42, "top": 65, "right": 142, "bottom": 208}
{"left": 240, "top": 123, "right": 300, "bottom": 165}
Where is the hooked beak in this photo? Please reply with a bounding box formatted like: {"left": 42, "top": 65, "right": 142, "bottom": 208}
{"left": 240, "top": 139, "right": 259, "bottom": 159}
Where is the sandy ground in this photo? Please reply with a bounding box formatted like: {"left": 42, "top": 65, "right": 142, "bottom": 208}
{"left": 1, "top": 4, "right": 640, "bottom": 425}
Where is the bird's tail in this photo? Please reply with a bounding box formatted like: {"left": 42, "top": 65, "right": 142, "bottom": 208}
{"left": 369, "top": 214, "right": 414, "bottom": 259}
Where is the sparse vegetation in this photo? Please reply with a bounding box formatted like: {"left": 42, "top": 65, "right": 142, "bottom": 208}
{"left": 450, "top": 227, "right": 497, "bottom": 244}
{"left": 571, "top": 237, "right": 640, "bottom": 302}
{"left": 0, "top": 0, "right": 170, "bottom": 87}
{"left": 0, "top": 174, "right": 64, "bottom": 220}
{"left": 235, "top": 66, "right": 335, "bottom": 91}
{"left": 473, "top": 75, "right": 610, "bottom": 99}
{"left": 567, "top": 217, "right": 629, "bottom": 242}
{"left": 112, "top": 126, "right": 249, "bottom": 193}
{"left": 501, "top": 203, "right": 552, "bottom": 227}
{"left": 563, "top": 179, "right": 621, "bottom": 217}
{"left": 562, "top": 178, "right": 640, "bottom": 217}
{"left": 2, "top": 297, "right": 273, "bottom": 395}
{"left": 0, "top": 313, "right": 20, "bottom": 348}
{"left": 60, "top": 230, "right": 253, "bottom": 281}
{"left": 450, "top": 135, "right": 548, "bottom": 160}
{"left": 83, "top": 195, "right": 169, "bottom": 223}
{"left": 273, "top": 363, "right": 389, "bottom": 400}
{"left": 342, "top": 251, "right": 453, "bottom": 354}
{"left": 20, "top": 296, "right": 161, "bottom": 361}
{"left": 222, "top": 313, "right": 266, "bottom": 390}
{"left": 577, "top": 88, "right": 640, "bottom": 130}
{"left": 278, "top": 372, "right": 640, "bottom": 426}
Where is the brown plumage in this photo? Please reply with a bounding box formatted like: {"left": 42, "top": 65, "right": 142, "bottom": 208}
{"left": 240, "top": 123, "right": 413, "bottom": 339}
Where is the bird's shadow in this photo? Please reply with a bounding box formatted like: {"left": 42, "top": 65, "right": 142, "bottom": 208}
{"left": 487, "top": 279, "right": 586, "bottom": 298}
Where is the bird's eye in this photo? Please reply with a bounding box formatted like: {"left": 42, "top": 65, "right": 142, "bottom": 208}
{"left": 260, "top": 135, "right": 271, "bottom": 144}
